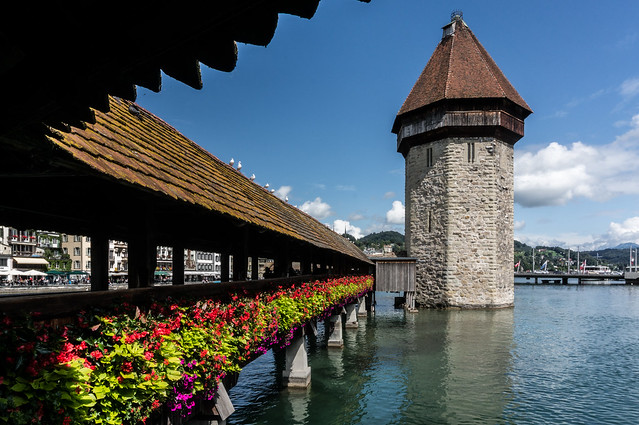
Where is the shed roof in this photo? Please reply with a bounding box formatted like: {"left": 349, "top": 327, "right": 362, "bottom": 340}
{"left": 45, "top": 97, "right": 370, "bottom": 264}
{"left": 393, "top": 17, "right": 532, "bottom": 133}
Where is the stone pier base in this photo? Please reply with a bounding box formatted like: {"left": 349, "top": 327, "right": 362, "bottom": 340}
{"left": 326, "top": 313, "right": 344, "bottom": 348}
{"left": 344, "top": 303, "right": 358, "bottom": 328}
{"left": 357, "top": 297, "right": 367, "bottom": 317}
{"left": 282, "top": 331, "right": 311, "bottom": 388}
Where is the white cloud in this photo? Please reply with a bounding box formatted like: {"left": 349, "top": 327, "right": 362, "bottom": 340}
{"left": 601, "top": 216, "right": 639, "bottom": 247}
{"left": 300, "top": 197, "right": 333, "bottom": 219}
{"left": 384, "top": 191, "right": 396, "bottom": 199}
{"left": 620, "top": 77, "right": 639, "bottom": 98}
{"left": 514, "top": 220, "right": 526, "bottom": 231}
{"left": 349, "top": 213, "right": 365, "bottom": 221}
{"left": 274, "top": 185, "right": 292, "bottom": 201}
{"left": 333, "top": 219, "right": 364, "bottom": 239}
{"left": 515, "top": 119, "right": 639, "bottom": 207}
{"left": 336, "top": 185, "right": 355, "bottom": 191}
{"left": 386, "top": 200, "right": 405, "bottom": 224}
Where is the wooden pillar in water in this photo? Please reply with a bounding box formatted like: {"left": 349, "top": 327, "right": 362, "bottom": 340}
{"left": 172, "top": 244, "right": 184, "bottom": 285}
{"left": 90, "top": 233, "right": 109, "bottom": 291}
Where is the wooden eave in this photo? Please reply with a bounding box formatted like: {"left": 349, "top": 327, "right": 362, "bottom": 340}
{"left": 0, "top": 0, "right": 370, "bottom": 140}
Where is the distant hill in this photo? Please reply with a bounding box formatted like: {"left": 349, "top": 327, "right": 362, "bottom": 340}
{"left": 344, "top": 231, "right": 405, "bottom": 255}
{"left": 614, "top": 243, "right": 639, "bottom": 249}
{"left": 514, "top": 240, "right": 633, "bottom": 272}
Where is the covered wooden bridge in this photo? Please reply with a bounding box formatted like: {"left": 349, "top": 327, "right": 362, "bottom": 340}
{"left": 0, "top": 0, "right": 372, "bottom": 301}
{"left": 0, "top": 2, "right": 374, "bottom": 424}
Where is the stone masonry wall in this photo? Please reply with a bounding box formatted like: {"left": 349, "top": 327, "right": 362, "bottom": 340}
{"left": 406, "top": 137, "right": 514, "bottom": 308}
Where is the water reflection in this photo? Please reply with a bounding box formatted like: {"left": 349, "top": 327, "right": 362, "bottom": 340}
{"left": 230, "top": 288, "right": 639, "bottom": 424}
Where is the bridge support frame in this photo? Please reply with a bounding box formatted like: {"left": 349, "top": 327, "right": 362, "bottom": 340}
{"left": 326, "top": 313, "right": 344, "bottom": 348}
{"left": 282, "top": 329, "right": 311, "bottom": 388}
{"left": 357, "top": 297, "right": 367, "bottom": 317}
{"left": 344, "top": 303, "right": 358, "bottom": 328}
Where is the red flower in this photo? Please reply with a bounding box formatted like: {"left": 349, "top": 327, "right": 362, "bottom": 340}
{"left": 144, "top": 351, "right": 154, "bottom": 360}
{"left": 122, "top": 361, "right": 133, "bottom": 373}
{"left": 90, "top": 350, "right": 103, "bottom": 360}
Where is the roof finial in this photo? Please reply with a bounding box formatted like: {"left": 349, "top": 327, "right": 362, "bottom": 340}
{"left": 451, "top": 10, "right": 463, "bottom": 22}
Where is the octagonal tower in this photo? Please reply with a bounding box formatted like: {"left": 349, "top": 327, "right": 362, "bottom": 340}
{"left": 392, "top": 13, "right": 532, "bottom": 308}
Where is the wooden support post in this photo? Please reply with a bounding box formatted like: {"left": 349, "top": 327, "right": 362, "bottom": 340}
{"left": 251, "top": 255, "right": 259, "bottom": 280}
{"left": 90, "top": 233, "right": 109, "bottom": 291}
{"left": 128, "top": 234, "right": 155, "bottom": 288}
{"left": 220, "top": 253, "right": 230, "bottom": 283}
{"left": 232, "top": 252, "right": 247, "bottom": 282}
{"left": 172, "top": 244, "right": 184, "bottom": 285}
{"left": 282, "top": 329, "right": 311, "bottom": 388}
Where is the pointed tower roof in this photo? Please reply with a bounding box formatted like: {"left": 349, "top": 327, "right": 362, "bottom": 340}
{"left": 392, "top": 14, "right": 532, "bottom": 134}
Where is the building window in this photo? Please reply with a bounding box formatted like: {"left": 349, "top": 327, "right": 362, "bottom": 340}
{"left": 62, "top": 234, "right": 68, "bottom": 242}
{"left": 87, "top": 248, "right": 91, "bottom": 256}
{"left": 467, "top": 142, "right": 475, "bottom": 163}
{"left": 74, "top": 235, "right": 81, "bottom": 242}
{"left": 86, "top": 261, "right": 91, "bottom": 269}
{"left": 426, "top": 147, "right": 433, "bottom": 167}
{"left": 74, "top": 247, "right": 81, "bottom": 256}
{"left": 0, "top": 259, "right": 7, "bottom": 267}
{"left": 73, "top": 260, "right": 80, "bottom": 270}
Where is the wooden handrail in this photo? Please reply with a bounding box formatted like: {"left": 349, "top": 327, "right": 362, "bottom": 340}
{"left": 0, "top": 274, "right": 341, "bottom": 319}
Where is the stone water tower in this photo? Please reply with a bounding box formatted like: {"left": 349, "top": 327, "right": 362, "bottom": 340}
{"left": 392, "top": 12, "right": 532, "bottom": 308}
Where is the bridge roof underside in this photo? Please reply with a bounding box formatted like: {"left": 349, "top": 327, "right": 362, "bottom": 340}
{"left": 0, "top": 0, "right": 369, "bottom": 140}
{"left": 0, "top": 1, "right": 371, "bottom": 266}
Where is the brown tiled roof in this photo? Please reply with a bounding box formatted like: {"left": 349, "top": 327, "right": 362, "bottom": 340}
{"left": 396, "top": 19, "right": 532, "bottom": 121}
{"left": 47, "top": 97, "right": 371, "bottom": 264}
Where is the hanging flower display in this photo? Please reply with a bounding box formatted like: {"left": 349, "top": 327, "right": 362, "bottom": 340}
{"left": 0, "top": 275, "right": 373, "bottom": 424}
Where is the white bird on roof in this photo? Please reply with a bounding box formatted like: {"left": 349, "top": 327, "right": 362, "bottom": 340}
{"left": 265, "top": 183, "right": 269, "bottom": 188}
{"left": 270, "top": 189, "right": 275, "bottom": 193}
{"left": 285, "top": 196, "right": 289, "bottom": 202}
{"left": 237, "top": 161, "right": 242, "bottom": 171}
{"left": 229, "top": 158, "right": 235, "bottom": 166}
{"left": 250, "top": 174, "right": 255, "bottom": 181}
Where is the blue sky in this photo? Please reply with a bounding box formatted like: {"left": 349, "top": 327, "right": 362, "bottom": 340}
{"left": 135, "top": 0, "right": 639, "bottom": 250}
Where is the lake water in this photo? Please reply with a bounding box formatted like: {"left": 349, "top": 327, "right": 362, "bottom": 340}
{"left": 228, "top": 285, "right": 639, "bottom": 424}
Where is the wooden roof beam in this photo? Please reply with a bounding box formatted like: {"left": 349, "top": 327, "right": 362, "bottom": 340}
{"left": 276, "top": 0, "right": 320, "bottom": 19}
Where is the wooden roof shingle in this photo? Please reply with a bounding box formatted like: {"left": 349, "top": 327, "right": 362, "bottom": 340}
{"left": 393, "top": 17, "right": 532, "bottom": 133}
{"left": 47, "top": 97, "right": 371, "bottom": 264}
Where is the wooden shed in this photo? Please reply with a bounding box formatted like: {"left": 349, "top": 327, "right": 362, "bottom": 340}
{"left": 372, "top": 257, "right": 417, "bottom": 309}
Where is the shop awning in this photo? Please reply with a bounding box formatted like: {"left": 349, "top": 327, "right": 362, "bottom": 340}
{"left": 12, "top": 257, "right": 49, "bottom": 266}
